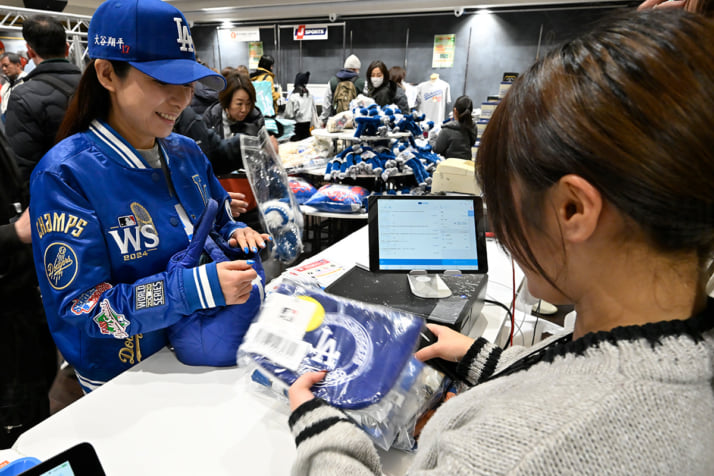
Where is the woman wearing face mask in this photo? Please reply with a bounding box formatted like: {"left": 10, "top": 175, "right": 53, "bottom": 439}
{"left": 365, "top": 60, "right": 409, "bottom": 112}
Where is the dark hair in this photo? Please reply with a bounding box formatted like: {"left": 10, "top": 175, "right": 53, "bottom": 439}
{"left": 686, "top": 0, "right": 713, "bottom": 16}
{"left": 258, "top": 55, "right": 274, "bottom": 71}
{"left": 389, "top": 66, "right": 406, "bottom": 86}
{"left": 56, "top": 60, "right": 131, "bottom": 142}
{"left": 219, "top": 72, "right": 256, "bottom": 111}
{"left": 453, "top": 95, "right": 475, "bottom": 137}
{"left": 292, "top": 71, "right": 310, "bottom": 97}
{"left": 23, "top": 15, "right": 67, "bottom": 59}
{"left": 477, "top": 10, "right": 714, "bottom": 283}
{"left": 366, "top": 60, "right": 390, "bottom": 91}
{"left": 221, "top": 66, "right": 236, "bottom": 78}
{"left": 1, "top": 53, "right": 22, "bottom": 66}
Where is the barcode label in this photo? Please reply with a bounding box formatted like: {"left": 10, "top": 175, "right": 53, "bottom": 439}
{"left": 242, "top": 293, "right": 319, "bottom": 370}
{"left": 244, "top": 326, "right": 309, "bottom": 371}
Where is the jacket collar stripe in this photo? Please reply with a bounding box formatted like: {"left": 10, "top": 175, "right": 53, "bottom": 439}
{"left": 89, "top": 120, "right": 146, "bottom": 169}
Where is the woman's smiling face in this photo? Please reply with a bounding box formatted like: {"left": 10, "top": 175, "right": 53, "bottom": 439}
{"left": 107, "top": 65, "right": 194, "bottom": 149}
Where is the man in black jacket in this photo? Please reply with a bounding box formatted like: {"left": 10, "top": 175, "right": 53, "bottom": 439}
{"left": 0, "top": 129, "right": 57, "bottom": 448}
{"left": 5, "top": 15, "right": 81, "bottom": 193}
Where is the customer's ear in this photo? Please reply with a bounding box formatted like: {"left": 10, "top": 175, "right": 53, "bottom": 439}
{"left": 553, "top": 174, "right": 602, "bottom": 244}
{"left": 94, "top": 59, "right": 119, "bottom": 93}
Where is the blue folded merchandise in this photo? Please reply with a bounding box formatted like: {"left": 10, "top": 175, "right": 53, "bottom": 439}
{"left": 237, "top": 279, "right": 448, "bottom": 451}
{"left": 303, "top": 183, "right": 369, "bottom": 213}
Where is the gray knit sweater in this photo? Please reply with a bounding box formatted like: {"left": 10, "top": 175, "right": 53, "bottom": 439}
{"left": 289, "top": 299, "right": 714, "bottom": 475}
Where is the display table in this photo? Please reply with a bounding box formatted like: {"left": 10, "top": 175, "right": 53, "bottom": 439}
{"left": 12, "top": 226, "right": 523, "bottom": 476}
{"left": 299, "top": 204, "right": 368, "bottom": 254}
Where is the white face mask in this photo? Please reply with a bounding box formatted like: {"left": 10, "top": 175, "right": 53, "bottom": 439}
{"left": 371, "top": 77, "right": 384, "bottom": 88}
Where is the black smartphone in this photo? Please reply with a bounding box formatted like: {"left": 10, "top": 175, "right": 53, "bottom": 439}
{"left": 18, "top": 442, "right": 105, "bottom": 476}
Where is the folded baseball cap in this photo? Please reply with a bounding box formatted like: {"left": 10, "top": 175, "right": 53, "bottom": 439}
{"left": 88, "top": 0, "right": 225, "bottom": 91}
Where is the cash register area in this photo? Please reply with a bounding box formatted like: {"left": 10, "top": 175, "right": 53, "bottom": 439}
{"left": 5, "top": 223, "right": 569, "bottom": 475}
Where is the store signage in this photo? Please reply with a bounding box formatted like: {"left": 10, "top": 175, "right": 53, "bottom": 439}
{"left": 229, "top": 27, "right": 260, "bottom": 42}
{"left": 293, "top": 24, "right": 329, "bottom": 41}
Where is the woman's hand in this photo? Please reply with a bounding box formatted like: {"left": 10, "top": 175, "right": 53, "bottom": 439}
{"left": 637, "top": 0, "right": 685, "bottom": 10}
{"left": 228, "top": 192, "right": 249, "bottom": 217}
{"left": 216, "top": 260, "right": 258, "bottom": 305}
{"left": 13, "top": 208, "right": 32, "bottom": 244}
{"left": 414, "top": 323, "right": 475, "bottom": 364}
{"left": 229, "top": 226, "right": 270, "bottom": 254}
{"left": 289, "top": 371, "right": 327, "bottom": 411}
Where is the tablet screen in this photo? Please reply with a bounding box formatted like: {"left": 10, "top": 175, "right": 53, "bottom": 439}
{"left": 368, "top": 195, "right": 488, "bottom": 273}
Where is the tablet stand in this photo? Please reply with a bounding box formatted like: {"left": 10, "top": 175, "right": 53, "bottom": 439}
{"left": 407, "top": 270, "right": 453, "bottom": 298}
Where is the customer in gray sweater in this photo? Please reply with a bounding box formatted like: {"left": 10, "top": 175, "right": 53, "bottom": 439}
{"left": 286, "top": 11, "right": 714, "bottom": 475}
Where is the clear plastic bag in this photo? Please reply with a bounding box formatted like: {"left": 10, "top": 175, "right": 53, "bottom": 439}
{"left": 237, "top": 279, "right": 448, "bottom": 451}
{"left": 240, "top": 129, "right": 304, "bottom": 264}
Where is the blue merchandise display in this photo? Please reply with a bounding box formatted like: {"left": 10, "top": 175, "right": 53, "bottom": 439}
{"left": 303, "top": 183, "right": 369, "bottom": 213}
{"left": 288, "top": 176, "right": 317, "bottom": 204}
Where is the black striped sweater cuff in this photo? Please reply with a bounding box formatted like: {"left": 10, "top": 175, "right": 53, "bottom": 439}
{"left": 289, "top": 399, "right": 353, "bottom": 447}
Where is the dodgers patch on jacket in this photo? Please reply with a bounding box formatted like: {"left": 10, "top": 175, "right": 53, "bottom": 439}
{"left": 44, "top": 242, "right": 79, "bottom": 290}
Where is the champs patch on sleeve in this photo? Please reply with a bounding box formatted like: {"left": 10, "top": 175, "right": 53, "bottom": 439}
{"left": 135, "top": 280, "right": 166, "bottom": 311}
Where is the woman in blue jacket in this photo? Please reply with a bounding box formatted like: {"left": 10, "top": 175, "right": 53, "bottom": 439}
{"left": 30, "top": 0, "right": 268, "bottom": 393}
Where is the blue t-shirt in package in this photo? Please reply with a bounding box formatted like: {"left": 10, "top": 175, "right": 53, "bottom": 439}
{"left": 303, "top": 184, "right": 369, "bottom": 213}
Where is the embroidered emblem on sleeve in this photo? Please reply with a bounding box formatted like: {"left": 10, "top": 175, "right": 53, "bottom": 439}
{"left": 93, "top": 299, "right": 130, "bottom": 339}
{"left": 44, "top": 242, "right": 79, "bottom": 290}
{"left": 71, "top": 283, "right": 113, "bottom": 315}
{"left": 135, "top": 280, "right": 166, "bottom": 311}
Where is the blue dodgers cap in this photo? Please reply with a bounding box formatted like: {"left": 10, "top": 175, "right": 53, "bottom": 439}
{"left": 88, "top": 0, "right": 225, "bottom": 91}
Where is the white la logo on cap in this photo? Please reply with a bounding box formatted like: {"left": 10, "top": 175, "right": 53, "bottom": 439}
{"left": 173, "top": 17, "right": 194, "bottom": 53}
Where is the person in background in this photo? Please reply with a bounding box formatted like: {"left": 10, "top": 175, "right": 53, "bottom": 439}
{"left": 0, "top": 128, "right": 56, "bottom": 448}
{"left": 287, "top": 11, "right": 714, "bottom": 474}
{"left": 31, "top": 0, "right": 268, "bottom": 394}
{"left": 365, "top": 60, "right": 409, "bottom": 112}
{"left": 0, "top": 53, "right": 28, "bottom": 118}
{"left": 389, "top": 65, "right": 418, "bottom": 110}
{"left": 638, "top": 0, "right": 712, "bottom": 14}
{"left": 250, "top": 55, "right": 280, "bottom": 115}
{"left": 5, "top": 15, "right": 81, "bottom": 195}
{"left": 430, "top": 95, "right": 477, "bottom": 160}
{"left": 190, "top": 81, "right": 219, "bottom": 116}
{"left": 283, "top": 71, "right": 315, "bottom": 141}
{"left": 203, "top": 72, "right": 277, "bottom": 148}
{"left": 202, "top": 72, "right": 277, "bottom": 231}
{"left": 319, "top": 54, "right": 365, "bottom": 126}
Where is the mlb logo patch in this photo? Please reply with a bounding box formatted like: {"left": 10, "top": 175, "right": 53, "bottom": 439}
{"left": 118, "top": 215, "right": 137, "bottom": 227}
